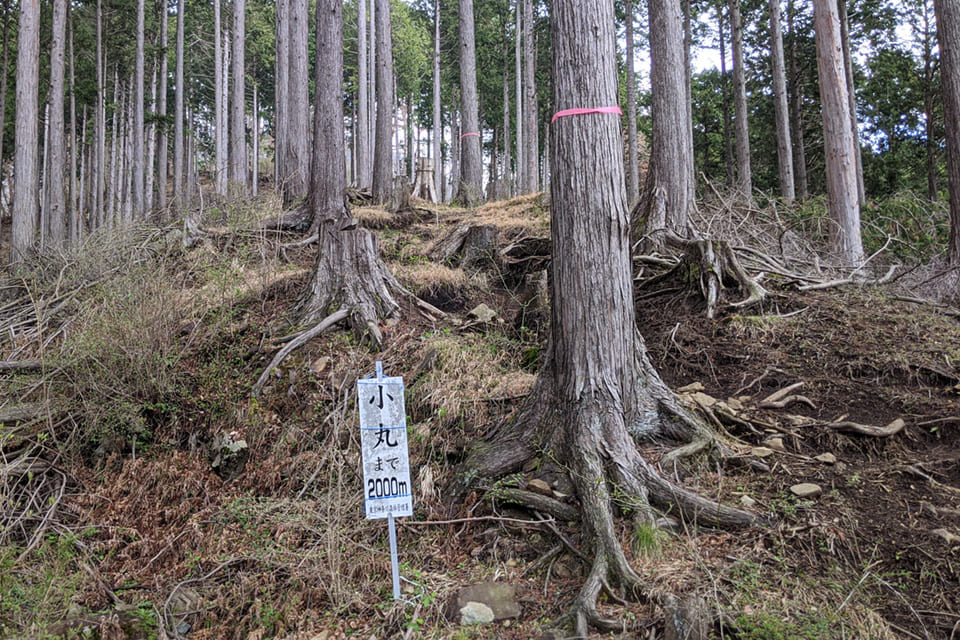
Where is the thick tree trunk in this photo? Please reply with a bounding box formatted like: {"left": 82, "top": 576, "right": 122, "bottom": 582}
{"left": 813, "top": 0, "right": 864, "bottom": 264}
{"left": 458, "top": 0, "right": 483, "bottom": 205}
{"left": 787, "top": 0, "right": 809, "bottom": 198}
{"left": 522, "top": 0, "right": 537, "bottom": 193}
{"left": 837, "top": 0, "right": 865, "bottom": 205}
{"left": 371, "top": 0, "right": 394, "bottom": 204}
{"left": 624, "top": 0, "right": 640, "bottom": 205}
{"left": 214, "top": 0, "right": 227, "bottom": 196}
{"left": 770, "top": 0, "right": 796, "bottom": 203}
{"left": 730, "top": 0, "right": 752, "bottom": 198}
{"left": 12, "top": 0, "right": 40, "bottom": 263}
{"left": 935, "top": 0, "right": 960, "bottom": 263}
{"left": 230, "top": 0, "right": 248, "bottom": 194}
{"left": 285, "top": 0, "right": 310, "bottom": 202}
{"left": 132, "top": 0, "right": 145, "bottom": 215}
{"left": 44, "top": 0, "right": 68, "bottom": 247}
{"left": 173, "top": 0, "right": 185, "bottom": 209}
{"left": 924, "top": 1, "right": 938, "bottom": 202}
{"left": 639, "top": 0, "right": 695, "bottom": 243}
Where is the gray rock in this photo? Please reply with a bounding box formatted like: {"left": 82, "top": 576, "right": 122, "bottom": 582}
{"left": 211, "top": 432, "right": 249, "bottom": 481}
{"left": 740, "top": 495, "right": 757, "bottom": 508}
{"left": 815, "top": 453, "right": 837, "bottom": 465}
{"left": 790, "top": 483, "right": 822, "bottom": 498}
{"left": 467, "top": 303, "right": 497, "bottom": 323}
{"left": 459, "top": 602, "right": 495, "bottom": 625}
{"left": 446, "top": 582, "right": 520, "bottom": 622}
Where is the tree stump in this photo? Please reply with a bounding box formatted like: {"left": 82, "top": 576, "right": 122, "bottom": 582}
{"left": 461, "top": 224, "right": 499, "bottom": 270}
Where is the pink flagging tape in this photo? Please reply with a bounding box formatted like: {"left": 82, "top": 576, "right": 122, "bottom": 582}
{"left": 460, "top": 132, "right": 480, "bottom": 139}
{"left": 551, "top": 106, "right": 623, "bottom": 124}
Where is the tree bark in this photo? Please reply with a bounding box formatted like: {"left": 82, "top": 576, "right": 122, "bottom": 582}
{"left": 173, "top": 0, "right": 185, "bottom": 209}
{"left": 522, "top": 0, "right": 537, "bottom": 193}
{"left": 730, "top": 0, "right": 752, "bottom": 198}
{"left": 230, "top": 0, "right": 248, "bottom": 194}
{"left": 214, "top": 0, "right": 227, "bottom": 196}
{"left": 624, "top": 0, "right": 640, "bottom": 205}
{"left": 44, "top": 0, "right": 68, "bottom": 247}
{"left": 432, "top": 0, "right": 441, "bottom": 197}
{"left": 132, "top": 0, "right": 145, "bottom": 215}
{"left": 923, "top": 0, "right": 938, "bottom": 202}
{"left": 357, "top": 0, "right": 370, "bottom": 189}
{"left": 11, "top": 0, "right": 40, "bottom": 263}
{"left": 458, "top": 0, "right": 483, "bottom": 205}
{"left": 787, "top": 0, "right": 809, "bottom": 198}
{"left": 836, "top": 0, "right": 865, "bottom": 205}
{"left": 285, "top": 0, "right": 310, "bottom": 202}
{"left": 813, "top": 0, "right": 864, "bottom": 264}
{"left": 934, "top": 0, "right": 960, "bottom": 262}
{"left": 719, "top": 4, "right": 734, "bottom": 187}
{"left": 157, "top": 0, "right": 168, "bottom": 214}
{"left": 770, "top": 0, "right": 796, "bottom": 203}
{"left": 515, "top": 0, "right": 523, "bottom": 192}
{"left": 372, "top": 0, "right": 394, "bottom": 204}
{"left": 0, "top": 0, "right": 10, "bottom": 196}
{"left": 639, "top": 0, "right": 695, "bottom": 243}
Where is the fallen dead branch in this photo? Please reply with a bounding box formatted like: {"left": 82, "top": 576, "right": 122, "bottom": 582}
{"left": 827, "top": 417, "right": 905, "bottom": 438}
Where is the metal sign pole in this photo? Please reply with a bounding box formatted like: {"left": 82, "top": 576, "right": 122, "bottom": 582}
{"left": 388, "top": 512, "right": 400, "bottom": 600}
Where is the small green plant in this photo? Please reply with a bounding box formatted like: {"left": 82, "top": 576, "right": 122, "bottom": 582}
{"left": 631, "top": 522, "right": 663, "bottom": 558}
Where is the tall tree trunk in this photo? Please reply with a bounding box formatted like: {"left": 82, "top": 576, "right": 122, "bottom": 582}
{"left": 515, "top": 0, "right": 523, "bottom": 191}
{"left": 252, "top": 84, "right": 259, "bottom": 196}
{"left": 624, "top": 0, "right": 640, "bottom": 205}
{"left": 94, "top": 0, "right": 106, "bottom": 229}
{"left": 12, "top": 0, "right": 40, "bottom": 263}
{"left": 0, "top": 0, "right": 10, "bottom": 190}
{"left": 432, "top": 0, "right": 441, "bottom": 196}
{"left": 639, "top": 0, "right": 695, "bottom": 241}
{"left": 813, "top": 0, "right": 863, "bottom": 264}
{"left": 787, "top": 0, "right": 809, "bottom": 198}
{"left": 214, "top": 0, "right": 227, "bottom": 196}
{"left": 371, "top": 0, "right": 394, "bottom": 204}
{"left": 502, "top": 41, "right": 511, "bottom": 195}
{"left": 924, "top": 0, "right": 938, "bottom": 202}
{"left": 157, "top": 0, "right": 168, "bottom": 214}
{"left": 285, "top": 0, "right": 309, "bottom": 201}
{"left": 522, "top": 0, "right": 537, "bottom": 193}
{"left": 458, "top": 0, "right": 483, "bottom": 205}
{"left": 368, "top": 0, "right": 375, "bottom": 174}
{"left": 357, "top": 0, "right": 370, "bottom": 189}
{"left": 770, "top": 0, "right": 796, "bottom": 202}
{"left": 44, "top": 0, "right": 68, "bottom": 247}
{"left": 836, "top": 0, "right": 864, "bottom": 205}
{"left": 69, "top": 11, "right": 79, "bottom": 239}
{"left": 730, "top": 0, "right": 752, "bottom": 198}
{"left": 230, "top": 0, "right": 248, "bottom": 194}
{"left": 132, "top": 0, "right": 145, "bottom": 215}
{"left": 719, "top": 4, "right": 735, "bottom": 187}
{"left": 934, "top": 0, "right": 960, "bottom": 262}
{"left": 173, "top": 0, "right": 185, "bottom": 208}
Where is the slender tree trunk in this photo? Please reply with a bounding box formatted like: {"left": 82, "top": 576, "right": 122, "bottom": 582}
{"left": 214, "top": 0, "right": 227, "bottom": 196}
{"left": 924, "top": 0, "right": 938, "bottom": 202}
{"left": 368, "top": 0, "right": 375, "bottom": 173}
{"left": 730, "top": 0, "right": 752, "bottom": 198}
{"left": 285, "top": 0, "right": 309, "bottom": 201}
{"left": 12, "top": 0, "right": 40, "bottom": 263}
{"left": 230, "top": 0, "right": 248, "bottom": 194}
{"left": 640, "top": 0, "right": 695, "bottom": 240}
{"left": 145, "top": 33, "right": 157, "bottom": 213}
{"left": 522, "top": 0, "right": 537, "bottom": 193}
{"left": 94, "top": 0, "right": 106, "bottom": 229}
{"left": 770, "top": 0, "right": 796, "bottom": 202}
{"left": 450, "top": 105, "right": 460, "bottom": 201}
{"left": 719, "top": 4, "right": 734, "bottom": 187}
{"left": 157, "top": 0, "right": 168, "bottom": 214}
{"left": 624, "top": 0, "right": 640, "bottom": 205}
{"left": 252, "top": 83, "right": 259, "bottom": 196}
{"left": 44, "top": 0, "right": 68, "bottom": 247}
{"left": 458, "top": 0, "right": 483, "bottom": 205}
{"left": 432, "top": 0, "right": 441, "bottom": 197}
{"left": 108, "top": 70, "right": 120, "bottom": 225}
{"left": 837, "top": 0, "right": 864, "bottom": 205}
{"left": 813, "top": 0, "right": 863, "bottom": 264}
{"left": 934, "top": 0, "right": 960, "bottom": 262}
{"left": 371, "top": 0, "right": 394, "bottom": 204}
{"left": 69, "top": 12, "right": 79, "bottom": 239}
{"left": 357, "top": 0, "right": 370, "bottom": 189}
{"left": 502, "top": 42, "right": 512, "bottom": 195}
{"left": 173, "top": 0, "right": 185, "bottom": 208}
{"left": 132, "top": 0, "right": 145, "bottom": 215}
{"left": 0, "top": 0, "right": 10, "bottom": 188}
{"left": 787, "top": 0, "right": 809, "bottom": 198}
{"left": 515, "top": 0, "right": 523, "bottom": 192}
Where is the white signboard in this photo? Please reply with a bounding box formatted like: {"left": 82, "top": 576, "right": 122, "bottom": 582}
{"left": 358, "top": 371, "right": 413, "bottom": 519}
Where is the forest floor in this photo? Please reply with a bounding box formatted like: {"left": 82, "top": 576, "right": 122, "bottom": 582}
{"left": 1, "top": 192, "right": 959, "bottom": 640}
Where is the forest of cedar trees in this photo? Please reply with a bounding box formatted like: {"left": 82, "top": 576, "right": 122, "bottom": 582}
{"left": 1, "top": 0, "right": 960, "bottom": 638}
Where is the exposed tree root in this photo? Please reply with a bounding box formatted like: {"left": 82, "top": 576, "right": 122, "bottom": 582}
{"left": 828, "top": 417, "right": 905, "bottom": 438}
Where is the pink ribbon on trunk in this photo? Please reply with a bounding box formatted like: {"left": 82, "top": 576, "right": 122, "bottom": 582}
{"left": 460, "top": 132, "right": 480, "bottom": 139}
{"left": 551, "top": 106, "right": 623, "bottom": 124}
